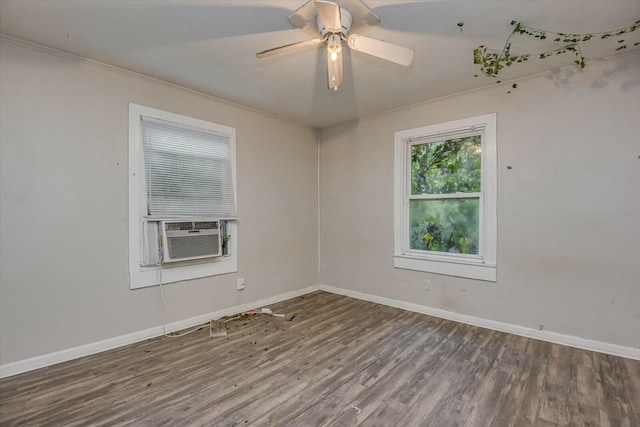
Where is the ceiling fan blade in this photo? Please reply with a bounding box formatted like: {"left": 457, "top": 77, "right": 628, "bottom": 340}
{"left": 347, "top": 34, "right": 414, "bottom": 66}
{"left": 256, "top": 38, "right": 323, "bottom": 58}
{"left": 314, "top": 0, "right": 342, "bottom": 33}
{"left": 327, "top": 49, "right": 343, "bottom": 91}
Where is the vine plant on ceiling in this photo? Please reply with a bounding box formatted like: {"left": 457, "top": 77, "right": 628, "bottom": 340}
{"left": 473, "top": 19, "right": 640, "bottom": 80}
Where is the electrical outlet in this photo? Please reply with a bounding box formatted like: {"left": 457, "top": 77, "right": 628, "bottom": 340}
{"left": 236, "top": 278, "right": 245, "bottom": 290}
{"left": 423, "top": 279, "right": 432, "bottom": 292}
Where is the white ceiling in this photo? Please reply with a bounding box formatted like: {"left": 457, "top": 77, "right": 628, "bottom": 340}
{"left": 1, "top": 0, "right": 639, "bottom": 128}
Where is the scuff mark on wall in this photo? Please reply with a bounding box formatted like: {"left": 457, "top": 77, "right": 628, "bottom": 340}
{"left": 437, "top": 280, "right": 458, "bottom": 311}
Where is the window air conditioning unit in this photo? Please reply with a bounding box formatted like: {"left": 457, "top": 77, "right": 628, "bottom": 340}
{"left": 161, "top": 220, "right": 221, "bottom": 263}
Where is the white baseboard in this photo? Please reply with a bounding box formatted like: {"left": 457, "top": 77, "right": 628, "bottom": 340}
{"left": 318, "top": 284, "right": 640, "bottom": 361}
{"left": 0, "top": 285, "right": 319, "bottom": 379}
{"left": 4, "top": 283, "right": 636, "bottom": 378}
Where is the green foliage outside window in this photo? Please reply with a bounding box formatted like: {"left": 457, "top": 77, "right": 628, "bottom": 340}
{"left": 410, "top": 136, "right": 481, "bottom": 254}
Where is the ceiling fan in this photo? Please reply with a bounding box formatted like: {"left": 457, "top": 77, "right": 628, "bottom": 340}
{"left": 256, "top": 0, "right": 414, "bottom": 91}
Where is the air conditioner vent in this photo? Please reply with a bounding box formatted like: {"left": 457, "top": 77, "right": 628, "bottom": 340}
{"left": 161, "top": 220, "right": 221, "bottom": 263}
{"left": 194, "top": 221, "right": 219, "bottom": 230}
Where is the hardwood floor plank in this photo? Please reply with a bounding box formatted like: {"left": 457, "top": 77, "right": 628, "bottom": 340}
{"left": 622, "top": 357, "right": 640, "bottom": 425}
{"left": 567, "top": 351, "right": 601, "bottom": 426}
{"left": 357, "top": 398, "right": 409, "bottom": 426}
{"left": 511, "top": 339, "right": 552, "bottom": 425}
{"left": 536, "top": 344, "right": 572, "bottom": 424}
{"left": 1, "top": 291, "right": 638, "bottom": 426}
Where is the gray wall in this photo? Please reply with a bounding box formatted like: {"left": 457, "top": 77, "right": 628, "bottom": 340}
{"left": 0, "top": 41, "right": 318, "bottom": 365}
{"left": 319, "top": 54, "right": 640, "bottom": 349}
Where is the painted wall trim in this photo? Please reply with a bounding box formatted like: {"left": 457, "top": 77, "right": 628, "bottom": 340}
{"left": 319, "top": 284, "right": 640, "bottom": 361}
{"left": 0, "top": 285, "right": 320, "bottom": 378}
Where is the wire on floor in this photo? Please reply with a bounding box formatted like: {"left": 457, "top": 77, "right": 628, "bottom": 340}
{"left": 158, "top": 255, "right": 284, "bottom": 339}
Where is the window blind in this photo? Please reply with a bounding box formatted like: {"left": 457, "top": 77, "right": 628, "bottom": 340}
{"left": 141, "top": 116, "right": 237, "bottom": 219}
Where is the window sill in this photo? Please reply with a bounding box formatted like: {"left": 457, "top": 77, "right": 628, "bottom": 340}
{"left": 129, "top": 256, "right": 237, "bottom": 290}
{"left": 393, "top": 254, "right": 496, "bottom": 282}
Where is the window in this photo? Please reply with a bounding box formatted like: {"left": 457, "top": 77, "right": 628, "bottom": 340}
{"left": 128, "top": 103, "right": 238, "bottom": 289}
{"left": 394, "top": 113, "right": 496, "bottom": 281}
{"left": 140, "top": 118, "right": 237, "bottom": 219}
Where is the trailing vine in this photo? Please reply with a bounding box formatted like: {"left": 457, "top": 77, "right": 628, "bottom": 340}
{"left": 473, "top": 19, "right": 640, "bottom": 78}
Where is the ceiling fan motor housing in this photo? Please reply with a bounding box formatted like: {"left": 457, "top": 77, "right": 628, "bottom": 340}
{"left": 317, "top": 8, "right": 352, "bottom": 38}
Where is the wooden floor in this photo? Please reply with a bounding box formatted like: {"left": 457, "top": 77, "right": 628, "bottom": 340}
{"left": 1, "top": 291, "right": 639, "bottom": 426}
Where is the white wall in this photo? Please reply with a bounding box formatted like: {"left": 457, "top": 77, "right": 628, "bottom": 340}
{"left": 0, "top": 40, "right": 318, "bottom": 365}
{"left": 319, "top": 53, "right": 640, "bottom": 349}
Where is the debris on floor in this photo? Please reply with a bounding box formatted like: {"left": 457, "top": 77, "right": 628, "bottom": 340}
{"left": 210, "top": 307, "right": 287, "bottom": 338}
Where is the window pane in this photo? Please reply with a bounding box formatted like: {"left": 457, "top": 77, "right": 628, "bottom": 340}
{"left": 409, "top": 198, "right": 479, "bottom": 254}
{"left": 411, "top": 135, "right": 481, "bottom": 195}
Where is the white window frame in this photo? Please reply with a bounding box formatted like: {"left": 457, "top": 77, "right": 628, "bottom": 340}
{"left": 128, "top": 103, "right": 237, "bottom": 290}
{"left": 393, "top": 113, "right": 497, "bottom": 282}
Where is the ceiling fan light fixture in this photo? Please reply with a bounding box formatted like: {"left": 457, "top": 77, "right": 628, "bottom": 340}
{"left": 327, "top": 41, "right": 344, "bottom": 91}
{"left": 327, "top": 34, "right": 342, "bottom": 62}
